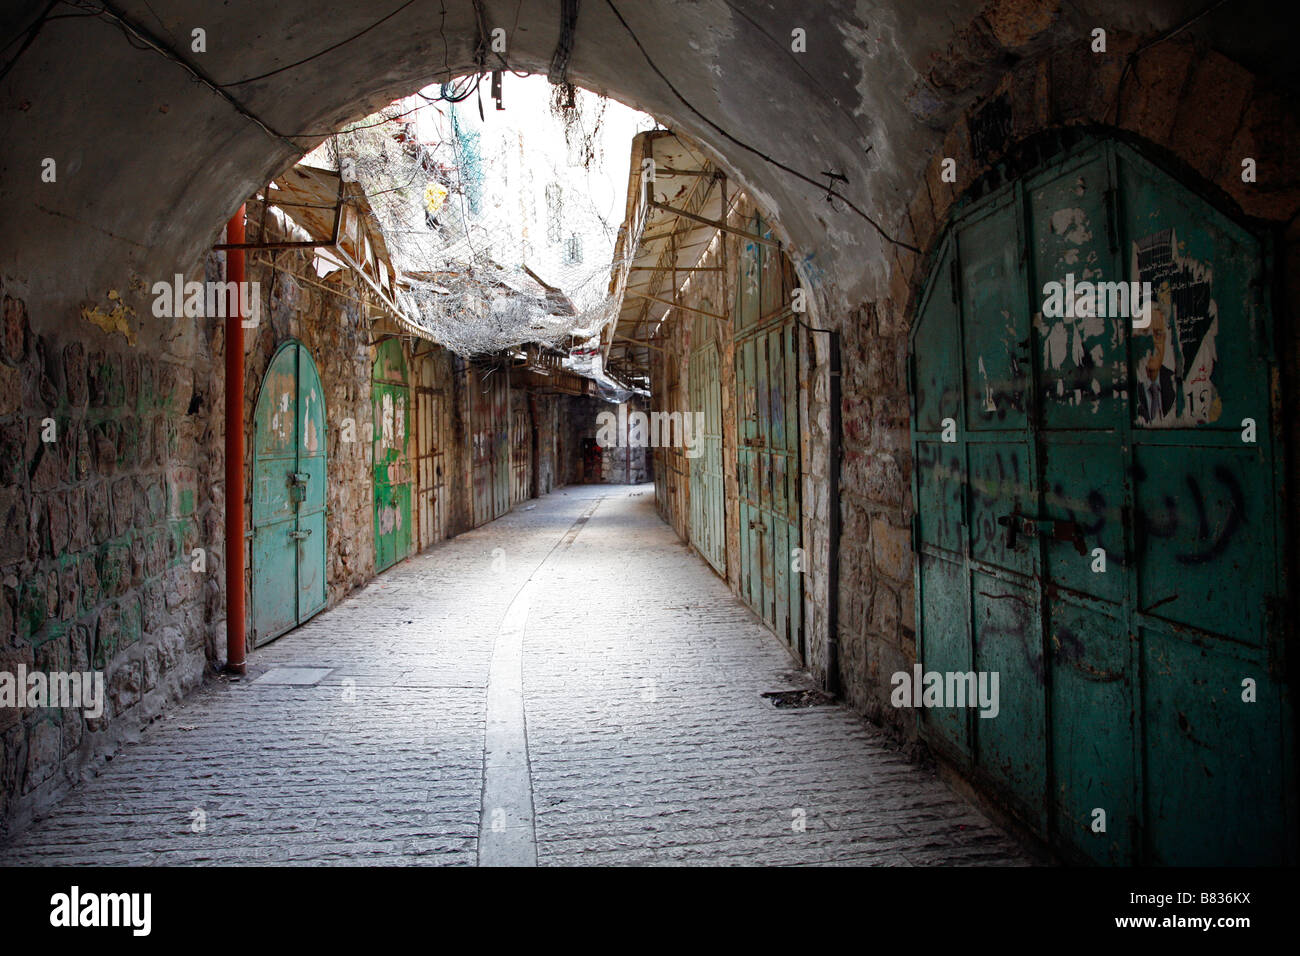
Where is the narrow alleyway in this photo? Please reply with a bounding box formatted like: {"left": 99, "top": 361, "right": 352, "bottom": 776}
{"left": 0, "top": 488, "right": 1026, "bottom": 866}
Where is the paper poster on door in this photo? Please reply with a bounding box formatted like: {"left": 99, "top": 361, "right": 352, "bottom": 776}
{"left": 1131, "top": 228, "right": 1220, "bottom": 427}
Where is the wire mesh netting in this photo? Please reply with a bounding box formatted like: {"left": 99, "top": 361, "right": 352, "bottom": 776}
{"left": 305, "top": 79, "right": 649, "bottom": 362}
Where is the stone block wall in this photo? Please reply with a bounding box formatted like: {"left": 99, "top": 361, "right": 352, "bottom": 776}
{"left": 0, "top": 275, "right": 215, "bottom": 836}
{"left": 836, "top": 32, "right": 1300, "bottom": 734}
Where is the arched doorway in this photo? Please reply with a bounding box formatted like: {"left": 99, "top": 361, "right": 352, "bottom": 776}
{"left": 909, "top": 134, "right": 1289, "bottom": 864}
{"left": 251, "top": 340, "right": 328, "bottom": 646}
{"left": 372, "top": 338, "right": 412, "bottom": 573}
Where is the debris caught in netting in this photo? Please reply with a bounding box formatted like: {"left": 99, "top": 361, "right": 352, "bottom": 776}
{"left": 305, "top": 83, "right": 638, "bottom": 361}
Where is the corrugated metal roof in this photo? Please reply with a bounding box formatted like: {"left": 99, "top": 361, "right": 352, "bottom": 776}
{"left": 266, "top": 164, "right": 415, "bottom": 334}
{"left": 602, "top": 131, "right": 729, "bottom": 389}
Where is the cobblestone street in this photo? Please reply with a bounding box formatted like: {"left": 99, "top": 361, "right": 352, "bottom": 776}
{"left": 1, "top": 487, "right": 1027, "bottom": 866}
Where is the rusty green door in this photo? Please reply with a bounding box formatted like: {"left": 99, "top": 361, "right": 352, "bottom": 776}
{"left": 252, "top": 340, "right": 327, "bottom": 647}
{"left": 689, "top": 316, "right": 725, "bottom": 576}
{"left": 909, "top": 135, "right": 1292, "bottom": 865}
{"left": 735, "top": 213, "right": 802, "bottom": 656}
{"left": 372, "top": 339, "right": 411, "bottom": 572}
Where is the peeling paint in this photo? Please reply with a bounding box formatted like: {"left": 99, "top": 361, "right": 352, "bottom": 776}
{"left": 80, "top": 289, "right": 137, "bottom": 345}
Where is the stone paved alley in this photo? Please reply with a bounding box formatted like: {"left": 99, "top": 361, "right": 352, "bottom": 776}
{"left": 0, "top": 487, "right": 1026, "bottom": 866}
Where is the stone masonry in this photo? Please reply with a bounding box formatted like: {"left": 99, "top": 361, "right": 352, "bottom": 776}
{"left": 0, "top": 486, "right": 1027, "bottom": 866}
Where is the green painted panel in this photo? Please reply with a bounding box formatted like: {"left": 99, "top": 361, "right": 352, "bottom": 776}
{"left": 296, "top": 345, "right": 327, "bottom": 618}
{"left": 736, "top": 216, "right": 763, "bottom": 331}
{"left": 966, "top": 441, "right": 1034, "bottom": 576}
{"left": 1133, "top": 443, "right": 1268, "bottom": 643}
{"left": 909, "top": 134, "right": 1291, "bottom": 865}
{"left": 917, "top": 553, "right": 971, "bottom": 758}
{"left": 1040, "top": 436, "right": 1125, "bottom": 602}
{"left": 296, "top": 508, "right": 327, "bottom": 619}
{"left": 1142, "top": 626, "right": 1287, "bottom": 865}
{"left": 689, "top": 339, "right": 725, "bottom": 575}
{"left": 912, "top": 241, "right": 961, "bottom": 434}
{"left": 252, "top": 518, "right": 296, "bottom": 643}
{"left": 1027, "top": 151, "right": 1126, "bottom": 430}
{"left": 915, "top": 440, "right": 965, "bottom": 555}
{"left": 252, "top": 341, "right": 328, "bottom": 646}
{"left": 784, "top": 321, "right": 802, "bottom": 649}
{"left": 734, "top": 230, "right": 801, "bottom": 653}
{"left": 958, "top": 198, "right": 1030, "bottom": 431}
{"left": 972, "top": 570, "right": 1045, "bottom": 829}
{"left": 1048, "top": 599, "right": 1134, "bottom": 865}
{"left": 373, "top": 340, "right": 411, "bottom": 572}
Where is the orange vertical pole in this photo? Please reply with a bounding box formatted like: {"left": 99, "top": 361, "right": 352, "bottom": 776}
{"left": 225, "top": 206, "right": 247, "bottom": 674}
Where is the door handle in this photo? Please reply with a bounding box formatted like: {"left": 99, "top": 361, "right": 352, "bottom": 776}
{"left": 289, "top": 529, "right": 312, "bottom": 540}
{"left": 996, "top": 514, "right": 1085, "bottom": 555}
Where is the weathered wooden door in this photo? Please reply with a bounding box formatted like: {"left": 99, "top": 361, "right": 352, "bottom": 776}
{"left": 470, "top": 364, "right": 510, "bottom": 526}
{"left": 909, "top": 136, "right": 1292, "bottom": 864}
{"left": 252, "top": 340, "right": 327, "bottom": 646}
{"left": 689, "top": 316, "right": 725, "bottom": 576}
{"left": 372, "top": 339, "right": 411, "bottom": 572}
{"left": 734, "top": 213, "right": 802, "bottom": 656}
{"left": 414, "top": 357, "right": 447, "bottom": 551}
{"left": 510, "top": 391, "right": 532, "bottom": 506}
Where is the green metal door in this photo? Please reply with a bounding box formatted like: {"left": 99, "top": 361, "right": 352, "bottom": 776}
{"left": 372, "top": 339, "right": 411, "bottom": 572}
{"left": 252, "top": 340, "right": 327, "bottom": 647}
{"left": 735, "top": 213, "right": 802, "bottom": 656}
{"left": 909, "top": 135, "right": 1292, "bottom": 865}
{"left": 689, "top": 316, "right": 725, "bottom": 575}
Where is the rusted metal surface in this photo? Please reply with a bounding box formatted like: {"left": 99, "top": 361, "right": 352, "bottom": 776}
{"left": 251, "top": 340, "right": 327, "bottom": 647}
{"left": 908, "top": 136, "right": 1292, "bottom": 865}
{"left": 734, "top": 213, "right": 802, "bottom": 657}
{"left": 689, "top": 318, "right": 725, "bottom": 576}
{"left": 469, "top": 363, "right": 511, "bottom": 527}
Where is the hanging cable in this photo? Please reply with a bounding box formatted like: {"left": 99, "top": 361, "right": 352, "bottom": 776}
{"left": 602, "top": 0, "right": 918, "bottom": 254}
{"left": 218, "top": 0, "right": 420, "bottom": 87}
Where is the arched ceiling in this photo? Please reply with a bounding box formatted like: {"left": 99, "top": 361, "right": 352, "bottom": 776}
{"left": 0, "top": 0, "right": 1273, "bottom": 333}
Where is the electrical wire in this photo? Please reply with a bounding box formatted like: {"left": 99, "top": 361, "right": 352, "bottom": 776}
{"left": 1110, "top": 0, "right": 1231, "bottom": 125}
{"left": 217, "top": 0, "right": 421, "bottom": 88}
{"left": 602, "top": 0, "right": 918, "bottom": 254}
{"left": 0, "top": 1, "right": 61, "bottom": 84}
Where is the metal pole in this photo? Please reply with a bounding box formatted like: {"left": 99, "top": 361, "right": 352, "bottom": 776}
{"left": 225, "top": 206, "right": 247, "bottom": 674}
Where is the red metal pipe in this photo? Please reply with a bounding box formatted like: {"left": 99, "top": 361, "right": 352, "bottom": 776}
{"left": 225, "top": 206, "right": 247, "bottom": 674}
